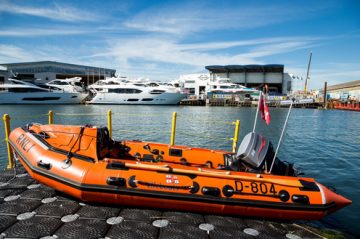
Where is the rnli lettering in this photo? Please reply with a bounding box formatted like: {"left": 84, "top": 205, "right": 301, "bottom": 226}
{"left": 235, "top": 181, "right": 277, "bottom": 195}
{"left": 165, "top": 174, "right": 180, "bottom": 184}
{"left": 16, "top": 134, "right": 35, "bottom": 152}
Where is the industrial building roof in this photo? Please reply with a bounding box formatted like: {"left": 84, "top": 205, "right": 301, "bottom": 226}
{"left": 205, "top": 64, "right": 284, "bottom": 73}
{"left": 325, "top": 80, "right": 360, "bottom": 91}
{"left": 0, "top": 61, "right": 116, "bottom": 72}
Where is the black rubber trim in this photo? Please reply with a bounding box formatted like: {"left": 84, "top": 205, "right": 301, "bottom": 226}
{"left": 107, "top": 162, "right": 129, "bottom": 170}
{"left": 11, "top": 141, "right": 337, "bottom": 213}
{"left": 169, "top": 148, "right": 182, "bottom": 157}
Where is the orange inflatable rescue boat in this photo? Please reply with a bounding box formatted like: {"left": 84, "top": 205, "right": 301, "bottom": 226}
{"left": 8, "top": 123, "right": 351, "bottom": 220}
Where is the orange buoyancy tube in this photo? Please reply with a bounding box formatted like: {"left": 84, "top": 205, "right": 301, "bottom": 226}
{"left": 26, "top": 124, "right": 99, "bottom": 161}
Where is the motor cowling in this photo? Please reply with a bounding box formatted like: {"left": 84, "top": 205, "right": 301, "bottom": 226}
{"left": 236, "top": 132, "right": 272, "bottom": 169}
{"left": 234, "top": 132, "right": 297, "bottom": 176}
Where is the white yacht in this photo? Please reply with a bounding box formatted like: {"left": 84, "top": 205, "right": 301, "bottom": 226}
{"left": 207, "top": 78, "right": 257, "bottom": 93}
{"left": 0, "top": 79, "right": 88, "bottom": 104}
{"left": 46, "top": 77, "right": 86, "bottom": 93}
{"left": 87, "top": 78, "right": 187, "bottom": 105}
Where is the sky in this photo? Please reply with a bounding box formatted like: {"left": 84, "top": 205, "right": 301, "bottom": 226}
{"left": 0, "top": 0, "right": 359, "bottom": 90}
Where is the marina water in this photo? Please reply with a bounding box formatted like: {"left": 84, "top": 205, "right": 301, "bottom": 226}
{"left": 0, "top": 105, "right": 359, "bottom": 237}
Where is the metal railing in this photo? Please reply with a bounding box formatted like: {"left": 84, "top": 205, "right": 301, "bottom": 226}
{"left": 2, "top": 110, "right": 240, "bottom": 169}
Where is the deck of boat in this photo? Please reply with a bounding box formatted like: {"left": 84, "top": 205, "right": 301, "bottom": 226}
{"left": 0, "top": 165, "right": 333, "bottom": 239}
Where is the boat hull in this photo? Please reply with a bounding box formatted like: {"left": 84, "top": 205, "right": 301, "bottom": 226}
{"left": 0, "top": 92, "right": 87, "bottom": 104}
{"left": 88, "top": 92, "right": 187, "bottom": 105}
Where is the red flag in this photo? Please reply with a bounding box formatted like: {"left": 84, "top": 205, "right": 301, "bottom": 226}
{"left": 259, "top": 92, "right": 271, "bottom": 125}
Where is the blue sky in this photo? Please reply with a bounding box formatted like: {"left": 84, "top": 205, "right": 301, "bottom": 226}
{"left": 0, "top": 0, "right": 359, "bottom": 89}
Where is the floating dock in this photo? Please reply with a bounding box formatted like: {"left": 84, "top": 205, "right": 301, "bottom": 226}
{"left": 0, "top": 165, "right": 349, "bottom": 239}
{"left": 329, "top": 101, "right": 360, "bottom": 111}
{"left": 180, "top": 99, "right": 324, "bottom": 108}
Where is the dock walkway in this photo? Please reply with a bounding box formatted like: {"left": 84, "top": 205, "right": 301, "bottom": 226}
{"left": 0, "top": 165, "right": 338, "bottom": 239}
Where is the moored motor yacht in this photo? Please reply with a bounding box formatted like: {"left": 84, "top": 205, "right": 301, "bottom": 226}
{"left": 207, "top": 78, "right": 257, "bottom": 94}
{"left": 0, "top": 78, "right": 88, "bottom": 104}
{"left": 46, "top": 77, "right": 86, "bottom": 93}
{"left": 87, "top": 77, "right": 187, "bottom": 105}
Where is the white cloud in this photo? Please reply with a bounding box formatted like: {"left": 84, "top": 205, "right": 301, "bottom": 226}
{"left": 109, "top": 36, "right": 317, "bottom": 66}
{"left": 286, "top": 62, "right": 360, "bottom": 90}
{"left": 72, "top": 35, "right": 319, "bottom": 80}
{"left": 0, "top": 1, "right": 99, "bottom": 22}
{"left": 0, "top": 44, "right": 35, "bottom": 62}
{"left": 0, "top": 28, "right": 94, "bottom": 37}
{"left": 124, "top": 2, "right": 315, "bottom": 36}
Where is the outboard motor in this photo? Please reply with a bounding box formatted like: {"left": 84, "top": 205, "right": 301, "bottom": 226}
{"left": 234, "top": 132, "right": 297, "bottom": 176}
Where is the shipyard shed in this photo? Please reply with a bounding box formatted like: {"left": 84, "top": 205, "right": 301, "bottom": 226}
{"left": 0, "top": 61, "right": 116, "bottom": 85}
{"left": 320, "top": 80, "right": 360, "bottom": 101}
{"left": 205, "top": 64, "right": 292, "bottom": 94}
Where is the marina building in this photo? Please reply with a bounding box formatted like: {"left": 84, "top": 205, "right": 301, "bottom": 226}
{"left": 0, "top": 61, "right": 116, "bottom": 85}
{"left": 205, "top": 64, "right": 292, "bottom": 94}
{"left": 322, "top": 80, "right": 360, "bottom": 101}
{"left": 179, "top": 64, "right": 293, "bottom": 99}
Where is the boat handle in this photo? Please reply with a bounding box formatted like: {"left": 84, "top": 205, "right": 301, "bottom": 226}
{"left": 107, "top": 177, "right": 126, "bottom": 186}
{"left": 38, "top": 160, "right": 51, "bottom": 170}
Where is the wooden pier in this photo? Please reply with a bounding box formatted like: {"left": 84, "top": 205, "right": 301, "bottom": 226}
{"left": 0, "top": 165, "right": 349, "bottom": 239}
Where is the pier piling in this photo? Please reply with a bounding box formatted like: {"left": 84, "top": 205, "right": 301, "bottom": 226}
{"left": 48, "top": 110, "right": 53, "bottom": 124}
{"left": 170, "top": 112, "right": 177, "bottom": 145}
{"left": 232, "top": 120, "right": 240, "bottom": 153}
{"left": 108, "top": 110, "right": 112, "bottom": 138}
{"left": 3, "top": 114, "right": 14, "bottom": 169}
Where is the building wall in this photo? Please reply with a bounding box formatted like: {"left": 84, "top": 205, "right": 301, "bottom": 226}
{"left": 246, "top": 73, "right": 264, "bottom": 83}
{"left": 35, "top": 72, "right": 57, "bottom": 82}
{"left": 328, "top": 87, "right": 360, "bottom": 100}
{"left": 210, "top": 71, "right": 288, "bottom": 94}
{"left": 282, "top": 73, "right": 292, "bottom": 94}
{"left": 265, "top": 73, "right": 282, "bottom": 83}
{"left": 1, "top": 61, "right": 116, "bottom": 85}
{"left": 318, "top": 80, "right": 360, "bottom": 101}
{"left": 229, "top": 72, "right": 246, "bottom": 83}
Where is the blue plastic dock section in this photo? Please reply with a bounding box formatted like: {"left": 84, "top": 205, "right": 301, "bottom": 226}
{"left": 0, "top": 165, "right": 327, "bottom": 239}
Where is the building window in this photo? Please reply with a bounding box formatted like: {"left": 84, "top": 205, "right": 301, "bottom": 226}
{"left": 150, "top": 90, "right": 166, "bottom": 94}
{"left": 109, "top": 88, "right": 142, "bottom": 94}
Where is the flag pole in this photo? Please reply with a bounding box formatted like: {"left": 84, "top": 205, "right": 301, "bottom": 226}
{"left": 252, "top": 91, "right": 262, "bottom": 133}
{"left": 268, "top": 99, "right": 294, "bottom": 174}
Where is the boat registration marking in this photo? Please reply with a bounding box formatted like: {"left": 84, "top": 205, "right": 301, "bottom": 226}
{"left": 235, "top": 181, "right": 277, "bottom": 195}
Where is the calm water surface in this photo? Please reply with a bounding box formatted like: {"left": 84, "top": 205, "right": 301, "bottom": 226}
{"left": 0, "top": 105, "right": 359, "bottom": 236}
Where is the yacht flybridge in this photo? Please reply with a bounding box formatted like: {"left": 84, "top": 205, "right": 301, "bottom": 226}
{"left": 207, "top": 79, "right": 258, "bottom": 93}
{"left": 87, "top": 77, "right": 187, "bottom": 105}
{"left": 0, "top": 78, "right": 88, "bottom": 104}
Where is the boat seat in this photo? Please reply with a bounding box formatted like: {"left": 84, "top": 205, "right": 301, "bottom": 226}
{"left": 97, "top": 127, "right": 113, "bottom": 159}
